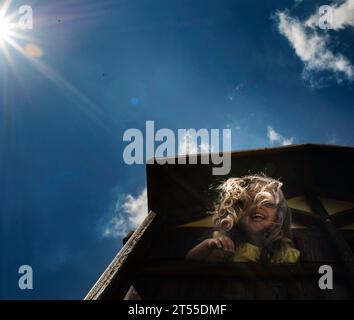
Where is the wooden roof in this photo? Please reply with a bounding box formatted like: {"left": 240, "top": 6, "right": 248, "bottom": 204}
{"left": 146, "top": 144, "right": 354, "bottom": 225}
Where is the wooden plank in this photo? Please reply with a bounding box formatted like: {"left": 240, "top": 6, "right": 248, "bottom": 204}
{"left": 84, "top": 211, "right": 157, "bottom": 300}
{"left": 133, "top": 275, "right": 163, "bottom": 299}
{"left": 320, "top": 282, "right": 351, "bottom": 300}
{"left": 139, "top": 260, "right": 346, "bottom": 280}
{"left": 287, "top": 279, "right": 323, "bottom": 300}
{"left": 154, "top": 277, "right": 191, "bottom": 300}
{"left": 136, "top": 260, "right": 352, "bottom": 299}
{"left": 255, "top": 280, "right": 288, "bottom": 300}
{"left": 223, "top": 279, "right": 256, "bottom": 300}
{"left": 183, "top": 277, "right": 226, "bottom": 300}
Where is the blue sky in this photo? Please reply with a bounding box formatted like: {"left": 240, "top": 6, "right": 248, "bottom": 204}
{"left": 0, "top": 0, "right": 354, "bottom": 299}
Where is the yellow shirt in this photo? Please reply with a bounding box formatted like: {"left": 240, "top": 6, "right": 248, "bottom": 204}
{"left": 212, "top": 231, "right": 300, "bottom": 263}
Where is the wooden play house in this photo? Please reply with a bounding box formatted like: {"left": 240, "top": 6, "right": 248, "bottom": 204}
{"left": 85, "top": 144, "right": 354, "bottom": 300}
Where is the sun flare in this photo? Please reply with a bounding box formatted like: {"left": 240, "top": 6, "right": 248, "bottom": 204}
{"left": 0, "top": 0, "right": 40, "bottom": 64}
{"left": 0, "top": 15, "right": 11, "bottom": 43}
{"left": 0, "top": 0, "right": 109, "bottom": 133}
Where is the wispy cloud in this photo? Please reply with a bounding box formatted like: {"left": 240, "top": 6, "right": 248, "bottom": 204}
{"left": 103, "top": 188, "right": 147, "bottom": 238}
{"left": 227, "top": 83, "right": 244, "bottom": 101}
{"left": 325, "top": 132, "right": 341, "bottom": 145}
{"left": 293, "top": 0, "right": 304, "bottom": 7}
{"left": 267, "top": 126, "right": 294, "bottom": 146}
{"left": 274, "top": 1, "right": 354, "bottom": 86}
{"left": 178, "top": 131, "right": 212, "bottom": 155}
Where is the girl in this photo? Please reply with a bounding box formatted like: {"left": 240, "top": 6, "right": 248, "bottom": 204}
{"left": 185, "top": 174, "right": 300, "bottom": 264}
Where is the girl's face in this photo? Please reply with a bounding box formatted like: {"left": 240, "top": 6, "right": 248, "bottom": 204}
{"left": 240, "top": 204, "right": 277, "bottom": 234}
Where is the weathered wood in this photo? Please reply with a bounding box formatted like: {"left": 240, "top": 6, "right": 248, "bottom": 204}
{"left": 84, "top": 211, "right": 157, "bottom": 300}
{"left": 122, "top": 230, "right": 134, "bottom": 245}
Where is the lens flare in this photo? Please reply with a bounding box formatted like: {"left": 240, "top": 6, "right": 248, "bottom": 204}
{"left": 0, "top": 16, "right": 11, "bottom": 43}
{"left": 0, "top": 0, "right": 116, "bottom": 135}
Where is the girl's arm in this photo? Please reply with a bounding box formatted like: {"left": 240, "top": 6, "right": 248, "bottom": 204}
{"left": 185, "top": 239, "right": 213, "bottom": 261}
{"left": 185, "top": 237, "right": 235, "bottom": 261}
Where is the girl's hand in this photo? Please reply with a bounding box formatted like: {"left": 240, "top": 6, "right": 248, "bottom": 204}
{"left": 269, "top": 251, "right": 286, "bottom": 264}
{"left": 270, "top": 257, "right": 283, "bottom": 264}
{"left": 207, "top": 235, "right": 235, "bottom": 254}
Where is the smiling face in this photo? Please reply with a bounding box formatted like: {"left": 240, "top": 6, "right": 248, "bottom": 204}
{"left": 240, "top": 204, "right": 277, "bottom": 234}
{"left": 212, "top": 175, "right": 285, "bottom": 237}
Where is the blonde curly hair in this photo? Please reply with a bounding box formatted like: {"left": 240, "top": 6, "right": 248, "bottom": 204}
{"left": 211, "top": 173, "right": 294, "bottom": 261}
{"left": 213, "top": 174, "right": 283, "bottom": 231}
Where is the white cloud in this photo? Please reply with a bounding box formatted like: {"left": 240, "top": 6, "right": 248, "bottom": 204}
{"left": 331, "top": 0, "right": 354, "bottom": 29}
{"left": 306, "top": 0, "right": 354, "bottom": 30}
{"left": 267, "top": 126, "right": 294, "bottom": 146}
{"left": 178, "top": 131, "right": 212, "bottom": 155}
{"left": 275, "top": 4, "right": 354, "bottom": 85}
{"left": 267, "top": 126, "right": 280, "bottom": 143}
{"left": 103, "top": 188, "right": 148, "bottom": 238}
{"left": 325, "top": 132, "right": 340, "bottom": 145}
{"left": 281, "top": 137, "right": 294, "bottom": 146}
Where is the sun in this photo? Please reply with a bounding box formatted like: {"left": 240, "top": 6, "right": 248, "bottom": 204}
{"left": 0, "top": 0, "right": 20, "bottom": 52}
{"left": 0, "top": 0, "right": 116, "bottom": 136}
{"left": 0, "top": 15, "right": 11, "bottom": 43}
{"left": 0, "top": 0, "right": 42, "bottom": 67}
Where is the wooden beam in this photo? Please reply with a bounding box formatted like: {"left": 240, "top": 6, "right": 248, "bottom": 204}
{"left": 160, "top": 165, "right": 212, "bottom": 207}
{"left": 313, "top": 187, "right": 354, "bottom": 203}
{"left": 291, "top": 208, "right": 320, "bottom": 228}
{"left": 302, "top": 147, "right": 354, "bottom": 290}
{"left": 332, "top": 208, "right": 354, "bottom": 228}
{"left": 305, "top": 193, "right": 354, "bottom": 289}
{"left": 146, "top": 144, "right": 354, "bottom": 164}
{"left": 84, "top": 211, "right": 157, "bottom": 300}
